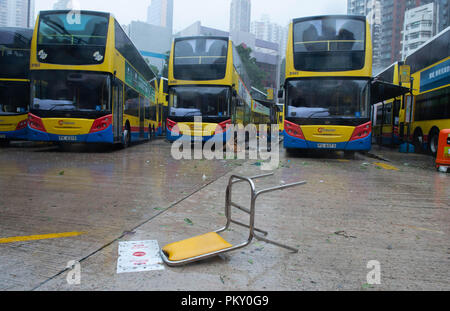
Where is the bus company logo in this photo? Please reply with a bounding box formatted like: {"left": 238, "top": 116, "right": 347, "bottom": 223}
{"left": 93, "top": 51, "right": 104, "bottom": 62}
{"left": 38, "top": 50, "right": 48, "bottom": 60}
{"left": 58, "top": 120, "right": 75, "bottom": 126}
{"left": 318, "top": 128, "right": 336, "bottom": 133}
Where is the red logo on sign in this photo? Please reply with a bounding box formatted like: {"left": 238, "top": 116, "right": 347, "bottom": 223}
{"left": 133, "top": 252, "right": 146, "bottom": 257}
{"left": 58, "top": 120, "right": 64, "bottom": 126}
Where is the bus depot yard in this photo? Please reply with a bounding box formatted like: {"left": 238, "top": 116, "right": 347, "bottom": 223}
{"left": 0, "top": 139, "right": 449, "bottom": 291}
{"left": 0, "top": 10, "right": 449, "bottom": 292}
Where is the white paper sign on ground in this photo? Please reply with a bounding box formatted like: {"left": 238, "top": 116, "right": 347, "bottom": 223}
{"left": 117, "top": 240, "right": 164, "bottom": 273}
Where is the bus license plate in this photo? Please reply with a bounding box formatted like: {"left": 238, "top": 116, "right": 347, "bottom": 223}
{"left": 317, "top": 143, "right": 336, "bottom": 149}
{"left": 58, "top": 136, "right": 77, "bottom": 142}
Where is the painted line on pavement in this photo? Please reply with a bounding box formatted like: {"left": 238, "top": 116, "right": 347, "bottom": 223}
{"left": 0, "top": 232, "right": 86, "bottom": 244}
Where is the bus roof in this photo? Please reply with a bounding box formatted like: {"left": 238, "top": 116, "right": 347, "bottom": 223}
{"left": 39, "top": 10, "right": 111, "bottom": 17}
{"left": 404, "top": 26, "right": 449, "bottom": 74}
{"left": 375, "top": 61, "right": 402, "bottom": 84}
{"left": 174, "top": 36, "right": 229, "bottom": 42}
{"left": 292, "top": 15, "right": 366, "bottom": 24}
{"left": 0, "top": 27, "right": 33, "bottom": 45}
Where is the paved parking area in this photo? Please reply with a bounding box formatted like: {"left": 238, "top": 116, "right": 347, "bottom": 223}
{"left": 0, "top": 140, "right": 448, "bottom": 290}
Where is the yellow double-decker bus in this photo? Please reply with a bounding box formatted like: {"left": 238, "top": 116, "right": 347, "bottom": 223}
{"left": 276, "top": 103, "right": 285, "bottom": 132}
{"left": 372, "top": 62, "right": 403, "bottom": 146}
{"left": 167, "top": 36, "right": 262, "bottom": 142}
{"left": 28, "top": 10, "right": 157, "bottom": 147}
{"left": 401, "top": 27, "right": 449, "bottom": 156}
{"left": 281, "top": 15, "right": 373, "bottom": 154}
{"left": 0, "top": 27, "right": 33, "bottom": 145}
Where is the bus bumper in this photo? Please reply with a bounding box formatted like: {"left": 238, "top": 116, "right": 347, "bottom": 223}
{"left": 283, "top": 131, "right": 372, "bottom": 151}
{"left": 27, "top": 125, "right": 114, "bottom": 144}
{"left": 0, "top": 128, "right": 28, "bottom": 141}
{"left": 166, "top": 127, "right": 231, "bottom": 143}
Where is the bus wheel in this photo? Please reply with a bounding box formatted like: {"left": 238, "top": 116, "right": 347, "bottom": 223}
{"left": 428, "top": 128, "right": 440, "bottom": 157}
{"left": 149, "top": 126, "right": 152, "bottom": 140}
{"left": 413, "top": 129, "right": 424, "bottom": 153}
{"left": 122, "top": 124, "right": 131, "bottom": 148}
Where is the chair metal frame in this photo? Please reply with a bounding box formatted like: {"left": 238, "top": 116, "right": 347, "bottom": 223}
{"left": 160, "top": 173, "right": 306, "bottom": 266}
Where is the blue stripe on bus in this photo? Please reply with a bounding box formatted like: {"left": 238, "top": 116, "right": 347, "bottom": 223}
{"left": 166, "top": 127, "right": 232, "bottom": 143}
{"left": 139, "top": 50, "right": 168, "bottom": 60}
{"left": 27, "top": 125, "right": 114, "bottom": 143}
{"left": 0, "top": 128, "right": 28, "bottom": 140}
{"left": 283, "top": 131, "right": 371, "bottom": 151}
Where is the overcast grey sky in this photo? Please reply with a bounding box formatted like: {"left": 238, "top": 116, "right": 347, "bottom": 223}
{"left": 35, "top": 0, "right": 348, "bottom": 32}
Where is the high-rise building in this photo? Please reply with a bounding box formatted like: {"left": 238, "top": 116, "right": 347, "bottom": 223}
{"left": 230, "top": 0, "right": 251, "bottom": 33}
{"left": 401, "top": 2, "right": 439, "bottom": 58}
{"left": 251, "top": 15, "right": 288, "bottom": 58}
{"left": 347, "top": 0, "right": 383, "bottom": 72}
{"left": 378, "top": 0, "right": 448, "bottom": 68}
{"left": 147, "top": 0, "right": 174, "bottom": 34}
{"left": 348, "top": 0, "right": 373, "bottom": 15}
{"left": 436, "top": 0, "right": 449, "bottom": 31}
{"left": 0, "top": 0, "right": 35, "bottom": 28}
{"left": 127, "top": 21, "right": 172, "bottom": 74}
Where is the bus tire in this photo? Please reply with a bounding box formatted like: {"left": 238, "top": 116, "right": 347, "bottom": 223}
{"left": 149, "top": 125, "right": 152, "bottom": 140}
{"left": 122, "top": 123, "right": 131, "bottom": 148}
{"left": 428, "top": 128, "right": 440, "bottom": 157}
{"left": 413, "top": 128, "right": 424, "bottom": 153}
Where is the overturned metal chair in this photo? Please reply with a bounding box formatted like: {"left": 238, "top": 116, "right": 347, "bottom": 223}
{"left": 160, "top": 173, "right": 306, "bottom": 267}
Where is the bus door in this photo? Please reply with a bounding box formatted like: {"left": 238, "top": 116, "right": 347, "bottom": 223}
{"left": 401, "top": 95, "right": 413, "bottom": 141}
{"left": 113, "top": 82, "right": 123, "bottom": 142}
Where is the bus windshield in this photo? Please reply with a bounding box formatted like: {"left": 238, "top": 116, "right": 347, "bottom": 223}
{"left": 286, "top": 79, "right": 370, "bottom": 119}
{"left": 37, "top": 12, "right": 109, "bottom": 65}
{"left": 0, "top": 28, "right": 32, "bottom": 79}
{"left": 169, "top": 86, "right": 230, "bottom": 118}
{"left": 293, "top": 17, "right": 366, "bottom": 71}
{"left": 0, "top": 81, "right": 29, "bottom": 115}
{"left": 31, "top": 71, "right": 111, "bottom": 113}
{"left": 173, "top": 38, "right": 228, "bottom": 81}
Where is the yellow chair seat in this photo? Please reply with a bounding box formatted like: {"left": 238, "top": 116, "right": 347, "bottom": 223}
{"left": 162, "top": 232, "right": 233, "bottom": 261}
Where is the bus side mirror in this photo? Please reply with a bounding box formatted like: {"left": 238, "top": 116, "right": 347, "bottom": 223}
{"left": 278, "top": 90, "right": 284, "bottom": 99}
{"left": 232, "top": 89, "right": 238, "bottom": 97}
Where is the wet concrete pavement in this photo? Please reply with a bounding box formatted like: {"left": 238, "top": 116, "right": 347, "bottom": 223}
{"left": 0, "top": 139, "right": 449, "bottom": 290}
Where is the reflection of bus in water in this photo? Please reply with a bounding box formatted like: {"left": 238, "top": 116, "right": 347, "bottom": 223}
{"left": 281, "top": 15, "right": 373, "bottom": 155}
{"left": 0, "top": 27, "right": 33, "bottom": 144}
{"left": 28, "top": 10, "right": 157, "bottom": 147}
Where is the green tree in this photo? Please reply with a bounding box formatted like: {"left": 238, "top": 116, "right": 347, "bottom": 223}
{"left": 236, "top": 44, "right": 267, "bottom": 90}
